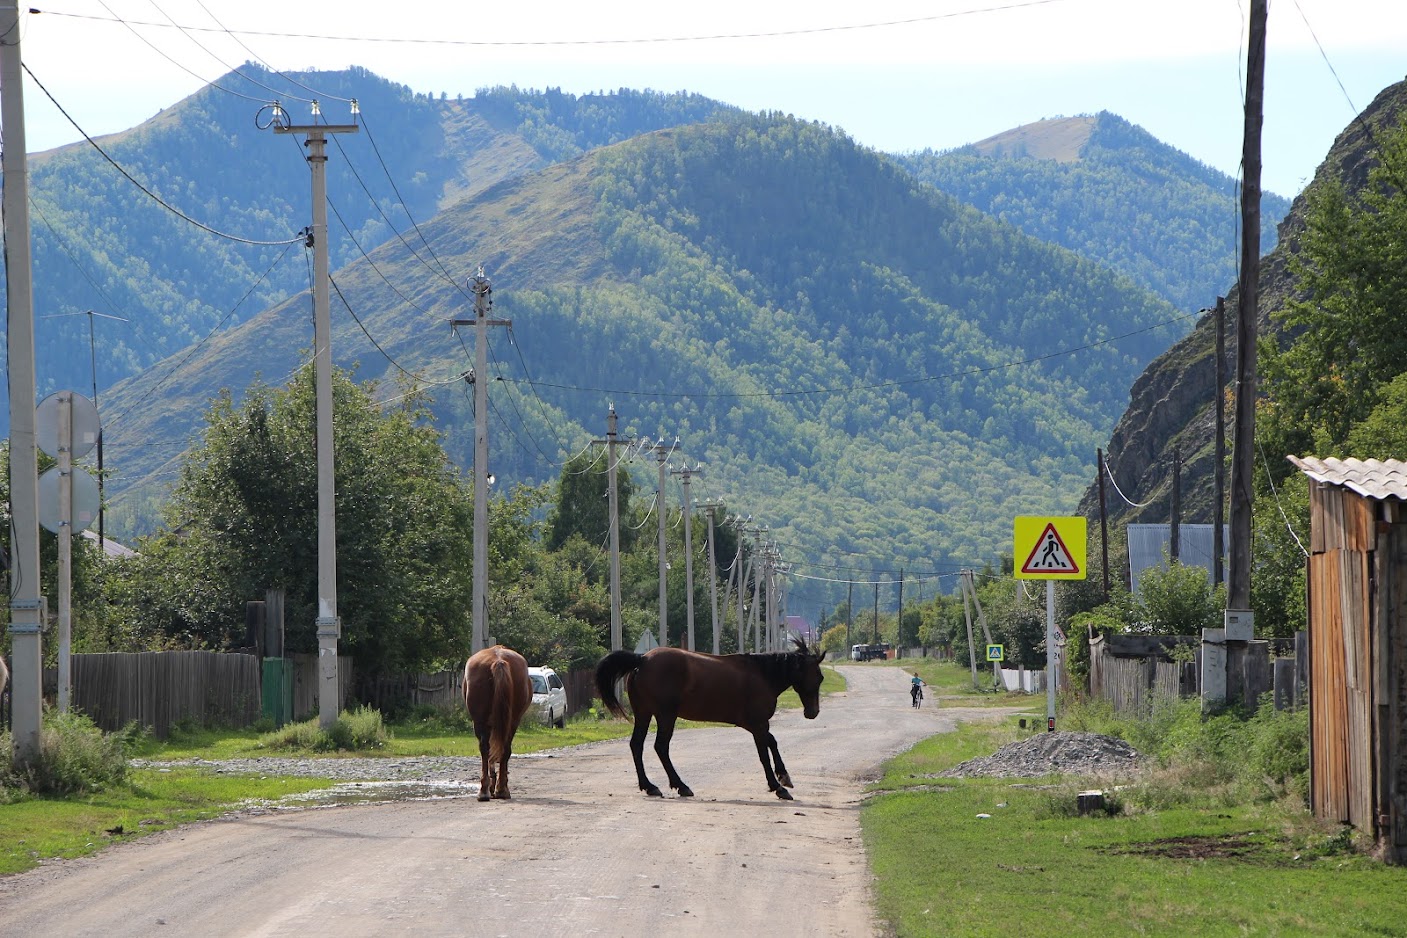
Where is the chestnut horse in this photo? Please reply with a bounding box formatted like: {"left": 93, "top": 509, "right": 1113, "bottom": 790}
{"left": 463, "top": 645, "right": 532, "bottom": 801}
{"left": 595, "top": 638, "right": 825, "bottom": 801}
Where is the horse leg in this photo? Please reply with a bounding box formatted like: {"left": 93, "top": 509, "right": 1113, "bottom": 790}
{"left": 652, "top": 712, "right": 693, "bottom": 797}
{"left": 475, "top": 724, "right": 492, "bottom": 802}
{"left": 766, "top": 732, "right": 795, "bottom": 789}
{"left": 751, "top": 727, "right": 792, "bottom": 800}
{"left": 493, "top": 731, "right": 513, "bottom": 799}
{"left": 629, "top": 713, "right": 662, "bottom": 797}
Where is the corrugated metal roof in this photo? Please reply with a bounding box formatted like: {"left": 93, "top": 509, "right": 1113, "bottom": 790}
{"left": 1288, "top": 455, "right": 1407, "bottom": 502}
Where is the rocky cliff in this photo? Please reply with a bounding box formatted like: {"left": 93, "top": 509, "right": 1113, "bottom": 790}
{"left": 1078, "top": 77, "right": 1407, "bottom": 526}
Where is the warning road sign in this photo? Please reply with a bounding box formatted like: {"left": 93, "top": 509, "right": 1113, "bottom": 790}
{"left": 1013, "top": 516, "right": 1087, "bottom": 580}
{"left": 986, "top": 644, "right": 1004, "bottom": 662}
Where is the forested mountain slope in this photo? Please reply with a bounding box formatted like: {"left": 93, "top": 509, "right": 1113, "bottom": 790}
{"left": 895, "top": 112, "right": 1292, "bottom": 314}
{"left": 100, "top": 113, "right": 1185, "bottom": 591}
{"left": 6, "top": 66, "right": 736, "bottom": 421}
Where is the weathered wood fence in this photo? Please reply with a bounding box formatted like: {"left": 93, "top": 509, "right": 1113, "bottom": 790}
{"left": 1088, "top": 633, "right": 1307, "bottom": 713}
{"left": 72, "top": 651, "right": 261, "bottom": 737}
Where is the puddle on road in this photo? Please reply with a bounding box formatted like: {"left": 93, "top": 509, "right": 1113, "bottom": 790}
{"left": 277, "top": 779, "right": 480, "bottom": 807}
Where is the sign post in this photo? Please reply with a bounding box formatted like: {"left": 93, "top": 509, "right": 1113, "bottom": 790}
{"left": 1014, "top": 516, "right": 1087, "bottom": 732}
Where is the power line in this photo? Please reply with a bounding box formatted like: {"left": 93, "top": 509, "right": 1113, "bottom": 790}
{"left": 328, "top": 272, "right": 421, "bottom": 382}
{"left": 38, "top": 1, "right": 1067, "bottom": 48}
{"left": 22, "top": 63, "right": 302, "bottom": 246}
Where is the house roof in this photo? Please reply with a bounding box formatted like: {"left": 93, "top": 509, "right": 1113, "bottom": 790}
{"left": 1288, "top": 455, "right": 1407, "bottom": 502}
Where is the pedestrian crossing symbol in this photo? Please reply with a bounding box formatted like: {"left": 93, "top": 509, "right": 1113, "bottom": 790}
{"left": 1013, "top": 516, "right": 1087, "bottom": 580}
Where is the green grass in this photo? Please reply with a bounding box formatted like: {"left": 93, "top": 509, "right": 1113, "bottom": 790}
{"left": 0, "top": 769, "right": 334, "bottom": 875}
{"left": 862, "top": 716, "right": 1407, "bottom": 937}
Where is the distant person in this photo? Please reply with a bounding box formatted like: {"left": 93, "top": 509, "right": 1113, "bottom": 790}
{"left": 910, "top": 672, "right": 926, "bottom": 708}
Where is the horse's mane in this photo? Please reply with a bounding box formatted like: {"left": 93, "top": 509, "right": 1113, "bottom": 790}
{"left": 747, "top": 638, "right": 816, "bottom": 684}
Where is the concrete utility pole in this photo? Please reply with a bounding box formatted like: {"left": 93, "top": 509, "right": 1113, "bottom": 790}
{"left": 3, "top": 0, "right": 48, "bottom": 760}
{"left": 56, "top": 394, "right": 71, "bottom": 712}
{"left": 595, "top": 406, "right": 635, "bottom": 651}
{"left": 1097, "top": 448, "right": 1110, "bottom": 601}
{"left": 750, "top": 529, "right": 765, "bottom": 652}
{"left": 701, "top": 501, "right": 724, "bottom": 654}
{"left": 1213, "top": 296, "right": 1227, "bottom": 588}
{"left": 897, "top": 567, "right": 904, "bottom": 647}
{"left": 452, "top": 269, "right": 510, "bottom": 655}
{"left": 672, "top": 465, "right": 702, "bottom": 650}
{"left": 1210, "top": 0, "right": 1266, "bottom": 708}
{"left": 273, "top": 101, "right": 358, "bottom": 730}
{"left": 1170, "top": 445, "right": 1181, "bottom": 563}
{"left": 654, "top": 441, "right": 673, "bottom": 648}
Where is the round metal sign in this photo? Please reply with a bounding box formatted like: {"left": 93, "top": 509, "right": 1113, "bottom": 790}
{"left": 38, "top": 466, "right": 101, "bottom": 534}
{"left": 36, "top": 391, "right": 101, "bottom": 460}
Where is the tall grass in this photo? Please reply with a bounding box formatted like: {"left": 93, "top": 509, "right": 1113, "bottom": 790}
{"left": 1, "top": 710, "right": 140, "bottom": 798}
{"left": 1060, "top": 693, "right": 1309, "bottom": 808}
{"left": 257, "top": 705, "right": 388, "bottom": 753}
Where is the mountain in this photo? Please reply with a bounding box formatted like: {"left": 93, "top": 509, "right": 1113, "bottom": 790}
{"left": 894, "top": 112, "right": 1292, "bottom": 314}
{"left": 98, "top": 111, "right": 1186, "bottom": 603}
{"left": 8, "top": 66, "right": 739, "bottom": 418}
{"left": 1076, "top": 80, "right": 1407, "bottom": 529}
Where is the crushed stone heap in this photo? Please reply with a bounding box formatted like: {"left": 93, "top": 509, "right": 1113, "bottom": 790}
{"left": 941, "top": 730, "right": 1142, "bottom": 779}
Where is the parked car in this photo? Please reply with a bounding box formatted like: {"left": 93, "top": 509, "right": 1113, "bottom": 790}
{"left": 527, "top": 666, "right": 567, "bottom": 728}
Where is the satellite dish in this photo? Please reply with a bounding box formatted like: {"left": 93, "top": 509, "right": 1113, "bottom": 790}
{"left": 36, "top": 391, "right": 100, "bottom": 460}
{"left": 38, "top": 466, "right": 101, "bottom": 534}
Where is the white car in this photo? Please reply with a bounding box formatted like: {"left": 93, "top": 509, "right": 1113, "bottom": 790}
{"left": 527, "top": 666, "right": 567, "bottom": 728}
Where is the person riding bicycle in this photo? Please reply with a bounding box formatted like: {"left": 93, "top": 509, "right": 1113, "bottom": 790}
{"left": 910, "top": 672, "right": 925, "bottom": 708}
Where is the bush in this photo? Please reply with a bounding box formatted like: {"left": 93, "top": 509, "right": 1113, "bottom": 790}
{"left": 258, "top": 706, "right": 389, "bottom": 752}
{"left": 0, "top": 710, "right": 139, "bottom": 796}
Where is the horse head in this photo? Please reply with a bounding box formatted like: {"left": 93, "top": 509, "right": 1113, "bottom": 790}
{"left": 789, "top": 637, "right": 825, "bottom": 720}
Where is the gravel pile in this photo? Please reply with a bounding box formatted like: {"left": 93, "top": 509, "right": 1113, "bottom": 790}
{"left": 940, "top": 731, "right": 1142, "bottom": 779}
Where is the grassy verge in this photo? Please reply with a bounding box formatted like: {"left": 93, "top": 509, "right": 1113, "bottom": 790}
{"left": 0, "top": 769, "right": 333, "bottom": 875}
{"left": 862, "top": 713, "right": 1407, "bottom": 937}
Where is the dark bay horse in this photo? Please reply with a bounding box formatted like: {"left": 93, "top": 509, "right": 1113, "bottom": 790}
{"left": 463, "top": 645, "right": 532, "bottom": 801}
{"left": 595, "top": 638, "right": 825, "bottom": 801}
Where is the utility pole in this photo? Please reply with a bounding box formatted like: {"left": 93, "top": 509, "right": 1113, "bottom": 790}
{"left": 846, "top": 580, "right": 854, "bottom": 653}
{"left": 702, "top": 501, "right": 724, "bottom": 654}
{"left": 873, "top": 579, "right": 880, "bottom": 646}
{"left": 451, "top": 269, "right": 511, "bottom": 655}
{"left": 1213, "top": 297, "right": 1226, "bottom": 587}
{"left": 1097, "top": 448, "right": 1110, "bottom": 601}
{"left": 960, "top": 570, "right": 980, "bottom": 689}
{"left": 897, "top": 567, "right": 904, "bottom": 648}
{"left": 1212, "top": 0, "right": 1266, "bottom": 707}
{"left": 672, "top": 465, "right": 701, "bottom": 650}
{"left": 4, "top": 0, "right": 48, "bottom": 761}
{"left": 1170, "top": 445, "right": 1181, "bottom": 563}
{"left": 738, "top": 527, "right": 753, "bottom": 654}
{"left": 272, "top": 101, "right": 358, "bottom": 729}
{"left": 595, "top": 406, "right": 634, "bottom": 651}
{"left": 750, "top": 529, "right": 765, "bottom": 652}
{"left": 650, "top": 441, "right": 672, "bottom": 646}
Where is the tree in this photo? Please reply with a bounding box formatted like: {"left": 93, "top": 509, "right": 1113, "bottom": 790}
{"left": 106, "top": 368, "right": 475, "bottom": 675}
{"left": 546, "top": 449, "right": 636, "bottom": 552}
{"left": 1133, "top": 560, "right": 1223, "bottom": 635}
{"left": 1263, "top": 114, "right": 1407, "bottom": 451}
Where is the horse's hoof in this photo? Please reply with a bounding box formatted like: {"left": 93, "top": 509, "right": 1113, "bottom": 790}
{"left": 778, "top": 773, "right": 795, "bottom": 789}
{"left": 776, "top": 787, "right": 795, "bottom": 801}
{"left": 677, "top": 786, "right": 694, "bottom": 797}
{"left": 494, "top": 790, "right": 511, "bottom": 800}
{"left": 645, "top": 786, "right": 663, "bottom": 797}
{"left": 477, "top": 791, "right": 491, "bottom": 802}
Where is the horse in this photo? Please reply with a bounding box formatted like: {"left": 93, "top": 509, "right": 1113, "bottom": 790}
{"left": 594, "top": 637, "right": 825, "bottom": 801}
{"left": 463, "top": 645, "right": 532, "bottom": 801}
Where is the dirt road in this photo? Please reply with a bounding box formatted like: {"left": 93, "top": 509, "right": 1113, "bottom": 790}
{"left": 0, "top": 666, "right": 1017, "bottom": 937}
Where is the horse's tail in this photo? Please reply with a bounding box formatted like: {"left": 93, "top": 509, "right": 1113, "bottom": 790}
{"left": 488, "top": 655, "right": 514, "bottom": 766}
{"left": 595, "top": 650, "right": 644, "bottom": 719}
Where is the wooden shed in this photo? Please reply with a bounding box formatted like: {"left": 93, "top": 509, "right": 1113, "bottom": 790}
{"left": 1290, "top": 455, "right": 1407, "bottom": 860}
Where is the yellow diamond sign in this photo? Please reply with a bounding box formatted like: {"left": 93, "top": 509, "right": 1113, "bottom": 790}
{"left": 1013, "top": 516, "right": 1087, "bottom": 580}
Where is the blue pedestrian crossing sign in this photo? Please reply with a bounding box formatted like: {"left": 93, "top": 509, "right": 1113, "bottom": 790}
{"left": 986, "top": 644, "right": 1004, "bottom": 662}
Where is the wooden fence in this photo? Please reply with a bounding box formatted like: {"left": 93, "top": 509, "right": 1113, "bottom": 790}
{"left": 1088, "top": 633, "right": 1306, "bottom": 714}
{"left": 72, "top": 651, "right": 261, "bottom": 737}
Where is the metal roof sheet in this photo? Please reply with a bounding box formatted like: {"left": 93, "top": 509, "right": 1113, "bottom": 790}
{"left": 1127, "top": 523, "right": 1227, "bottom": 597}
{"left": 1288, "top": 455, "right": 1407, "bottom": 502}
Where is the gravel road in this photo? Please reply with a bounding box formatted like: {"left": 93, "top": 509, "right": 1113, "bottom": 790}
{"left": 0, "top": 665, "right": 1022, "bottom": 937}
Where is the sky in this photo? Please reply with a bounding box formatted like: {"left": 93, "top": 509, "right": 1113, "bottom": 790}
{"left": 12, "top": 0, "right": 1407, "bottom": 198}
